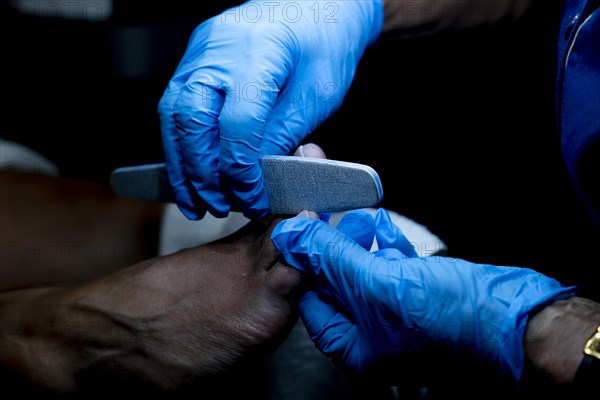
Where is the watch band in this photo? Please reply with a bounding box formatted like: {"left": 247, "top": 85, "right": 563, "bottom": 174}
{"left": 574, "top": 325, "right": 600, "bottom": 385}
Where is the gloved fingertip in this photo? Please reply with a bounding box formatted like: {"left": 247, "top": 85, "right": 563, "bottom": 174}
{"left": 374, "top": 208, "right": 419, "bottom": 257}
{"left": 319, "top": 212, "right": 331, "bottom": 223}
{"left": 177, "top": 203, "right": 205, "bottom": 221}
{"left": 188, "top": 181, "right": 232, "bottom": 217}
{"left": 272, "top": 216, "right": 368, "bottom": 278}
{"left": 243, "top": 207, "right": 270, "bottom": 221}
{"left": 374, "top": 207, "right": 393, "bottom": 228}
{"left": 209, "top": 210, "right": 230, "bottom": 219}
{"left": 336, "top": 210, "right": 376, "bottom": 251}
{"left": 374, "top": 208, "right": 396, "bottom": 240}
{"left": 171, "top": 187, "right": 203, "bottom": 220}
{"left": 271, "top": 217, "right": 324, "bottom": 272}
{"left": 230, "top": 185, "right": 270, "bottom": 221}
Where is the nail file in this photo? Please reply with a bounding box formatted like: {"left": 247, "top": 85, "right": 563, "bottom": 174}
{"left": 110, "top": 156, "right": 383, "bottom": 215}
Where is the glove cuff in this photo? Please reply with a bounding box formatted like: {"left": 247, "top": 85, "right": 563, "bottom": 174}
{"left": 500, "top": 279, "right": 577, "bottom": 384}
{"left": 366, "top": 0, "right": 384, "bottom": 45}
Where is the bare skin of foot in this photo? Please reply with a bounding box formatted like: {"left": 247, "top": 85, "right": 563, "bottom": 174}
{"left": 0, "top": 172, "right": 321, "bottom": 394}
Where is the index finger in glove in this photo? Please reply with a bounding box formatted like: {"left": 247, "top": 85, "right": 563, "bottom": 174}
{"left": 159, "top": 81, "right": 207, "bottom": 220}
{"left": 271, "top": 216, "right": 375, "bottom": 307}
{"left": 374, "top": 208, "right": 419, "bottom": 258}
{"left": 173, "top": 73, "right": 229, "bottom": 217}
{"left": 335, "top": 210, "right": 376, "bottom": 251}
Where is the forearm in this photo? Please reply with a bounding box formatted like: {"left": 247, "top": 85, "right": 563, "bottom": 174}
{"left": 524, "top": 296, "right": 600, "bottom": 384}
{"left": 0, "top": 224, "right": 295, "bottom": 393}
{"left": 382, "top": 0, "right": 535, "bottom": 35}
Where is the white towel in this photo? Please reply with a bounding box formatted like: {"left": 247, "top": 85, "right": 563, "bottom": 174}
{"left": 158, "top": 205, "right": 447, "bottom": 257}
{"left": 0, "top": 138, "right": 60, "bottom": 176}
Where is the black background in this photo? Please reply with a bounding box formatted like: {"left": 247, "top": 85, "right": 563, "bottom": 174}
{"left": 3, "top": 1, "right": 598, "bottom": 300}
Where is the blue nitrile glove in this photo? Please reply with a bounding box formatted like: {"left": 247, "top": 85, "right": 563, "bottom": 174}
{"left": 271, "top": 208, "right": 577, "bottom": 382}
{"left": 158, "top": 1, "right": 384, "bottom": 220}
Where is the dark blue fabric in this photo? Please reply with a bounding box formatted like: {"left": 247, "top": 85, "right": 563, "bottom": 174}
{"left": 558, "top": 0, "right": 600, "bottom": 225}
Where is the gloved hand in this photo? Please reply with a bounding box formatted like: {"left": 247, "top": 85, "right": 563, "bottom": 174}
{"left": 158, "top": 1, "right": 383, "bottom": 220}
{"left": 271, "top": 209, "right": 577, "bottom": 382}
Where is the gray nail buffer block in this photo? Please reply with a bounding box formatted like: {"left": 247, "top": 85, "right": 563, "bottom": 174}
{"left": 110, "top": 156, "right": 383, "bottom": 215}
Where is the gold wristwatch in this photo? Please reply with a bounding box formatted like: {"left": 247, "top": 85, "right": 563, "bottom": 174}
{"left": 583, "top": 325, "right": 600, "bottom": 358}
{"left": 574, "top": 325, "right": 600, "bottom": 385}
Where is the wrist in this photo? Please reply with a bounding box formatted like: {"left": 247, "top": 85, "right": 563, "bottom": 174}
{"left": 524, "top": 296, "right": 600, "bottom": 384}
{"left": 381, "top": 0, "right": 535, "bottom": 35}
{"left": 574, "top": 325, "right": 600, "bottom": 385}
{"left": 303, "top": 1, "right": 384, "bottom": 47}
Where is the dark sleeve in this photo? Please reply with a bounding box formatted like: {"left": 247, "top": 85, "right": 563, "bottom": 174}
{"left": 556, "top": 0, "right": 600, "bottom": 226}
